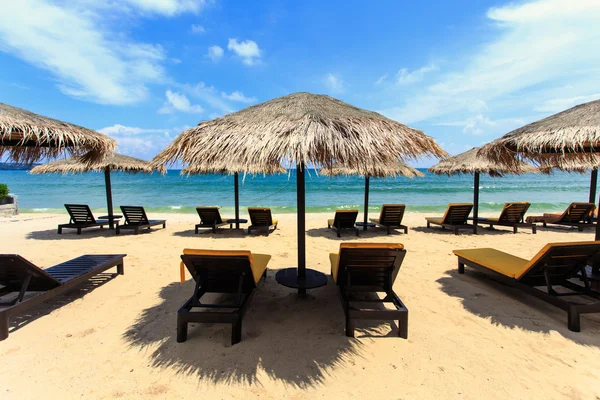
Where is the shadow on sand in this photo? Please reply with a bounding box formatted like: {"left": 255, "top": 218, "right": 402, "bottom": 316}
{"left": 437, "top": 268, "right": 600, "bottom": 345}
{"left": 306, "top": 227, "right": 404, "bottom": 240}
{"left": 26, "top": 228, "right": 117, "bottom": 240}
{"left": 170, "top": 228, "right": 251, "bottom": 239}
{"left": 123, "top": 275, "right": 397, "bottom": 388}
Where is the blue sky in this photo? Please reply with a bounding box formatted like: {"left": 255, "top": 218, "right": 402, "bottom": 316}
{"left": 1, "top": 0, "right": 599, "bottom": 167}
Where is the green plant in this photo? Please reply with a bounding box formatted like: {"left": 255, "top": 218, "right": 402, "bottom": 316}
{"left": 0, "top": 184, "right": 8, "bottom": 198}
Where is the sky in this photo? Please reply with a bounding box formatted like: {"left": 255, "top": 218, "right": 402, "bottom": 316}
{"left": 1, "top": 0, "right": 599, "bottom": 167}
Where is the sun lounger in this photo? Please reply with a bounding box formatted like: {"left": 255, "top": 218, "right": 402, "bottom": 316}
{"left": 330, "top": 243, "right": 408, "bottom": 338}
{"left": 247, "top": 207, "right": 278, "bottom": 234}
{"left": 177, "top": 249, "right": 270, "bottom": 345}
{"left": 58, "top": 204, "right": 110, "bottom": 234}
{"left": 426, "top": 203, "right": 474, "bottom": 235}
{"left": 327, "top": 210, "right": 359, "bottom": 237}
{"left": 195, "top": 207, "right": 230, "bottom": 233}
{"left": 369, "top": 204, "right": 408, "bottom": 234}
{"left": 0, "top": 254, "right": 125, "bottom": 340}
{"left": 453, "top": 242, "right": 600, "bottom": 331}
{"left": 116, "top": 206, "right": 166, "bottom": 235}
{"left": 525, "top": 202, "right": 596, "bottom": 232}
{"left": 475, "top": 202, "right": 536, "bottom": 233}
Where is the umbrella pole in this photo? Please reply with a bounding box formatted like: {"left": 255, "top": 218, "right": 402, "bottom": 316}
{"left": 590, "top": 168, "right": 598, "bottom": 204}
{"left": 363, "top": 176, "right": 370, "bottom": 230}
{"left": 234, "top": 172, "right": 240, "bottom": 229}
{"left": 473, "top": 172, "right": 479, "bottom": 234}
{"left": 104, "top": 167, "right": 114, "bottom": 229}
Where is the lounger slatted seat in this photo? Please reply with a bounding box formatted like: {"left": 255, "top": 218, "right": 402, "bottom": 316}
{"left": 58, "top": 204, "right": 110, "bottom": 234}
{"left": 426, "top": 203, "right": 474, "bottom": 235}
{"left": 475, "top": 202, "right": 536, "bottom": 233}
{"left": 453, "top": 242, "right": 600, "bottom": 331}
{"left": 0, "top": 254, "right": 125, "bottom": 340}
{"left": 327, "top": 210, "right": 359, "bottom": 237}
{"left": 178, "top": 249, "right": 270, "bottom": 345}
{"left": 247, "top": 207, "right": 278, "bottom": 234}
{"left": 525, "top": 202, "right": 596, "bottom": 232}
{"left": 116, "top": 206, "right": 166, "bottom": 235}
{"left": 195, "top": 207, "right": 230, "bottom": 234}
{"left": 369, "top": 204, "right": 408, "bottom": 234}
{"left": 330, "top": 243, "right": 408, "bottom": 338}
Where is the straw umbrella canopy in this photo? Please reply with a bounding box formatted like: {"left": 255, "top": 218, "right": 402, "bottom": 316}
{"left": 181, "top": 161, "right": 286, "bottom": 229}
{"left": 429, "top": 147, "right": 536, "bottom": 233}
{"left": 0, "top": 102, "right": 115, "bottom": 163}
{"left": 537, "top": 155, "right": 600, "bottom": 204}
{"left": 320, "top": 160, "right": 424, "bottom": 230}
{"left": 153, "top": 92, "right": 447, "bottom": 293}
{"left": 31, "top": 153, "right": 162, "bottom": 229}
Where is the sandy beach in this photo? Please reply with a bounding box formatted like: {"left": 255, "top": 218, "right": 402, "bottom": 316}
{"left": 1, "top": 211, "right": 599, "bottom": 399}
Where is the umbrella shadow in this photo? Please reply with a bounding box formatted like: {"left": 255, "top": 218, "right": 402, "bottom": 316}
{"left": 123, "top": 276, "right": 393, "bottom": 388}
{"left": 306, "top": 227, "right": 393, "bottom": 240}
{"left": 171, "top": 228, "right": 248, "bottom": 239}
{"left": 437, "top": 269, "right": 600, "bottom": 345}
{"left": 26, "top": 228, "right": 116, "bottom": 240}
{"left": 410, "top": 226, "right": 478, "bottom": 235}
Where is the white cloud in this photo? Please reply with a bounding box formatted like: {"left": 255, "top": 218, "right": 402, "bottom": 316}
{"left": 227, "top": 38, "right": 261, "bottom": 65}
{"left": 534, "top": 93, "right": 600, "bottom": 113}
{"left": 221, "top": 91, "right": 257, "bottom": 103}
{"left": 375, "top": 74, "right": 388, "bottom": 86}
{"left": 207, "top": 45, "right": 224, "bottom": 62}
{"left": 98, "top": 124, "right": 183, "bottom": 158}
{"left": 435, "top": 115, "right": 526, "bottom": 136}
{"left": 396, "top": 64, "right": 438, "bottom": 85}
{"left": 158, "top": 90, "right": 204, "bottom": 114}
{"left": 177, "top": 82, "right": 235, "bottom": 114}
{"left": 323, "top": 73, "right": 345, "bottom": 93}
{"left": 121, "top": 0, "right": 208, "bottom": 16}
{"left": 190, "top": 24, "right": 206, "bottom": 34}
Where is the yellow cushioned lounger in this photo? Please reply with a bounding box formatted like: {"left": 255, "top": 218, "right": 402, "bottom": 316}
{"left": 180, "top": 249, "right": 270, "bottom": 284}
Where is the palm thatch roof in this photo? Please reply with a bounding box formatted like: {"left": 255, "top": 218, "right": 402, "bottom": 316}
{"left": 478, "top": 99, "right": 600, "bottom": 168}
{"left": 320, "top": 160, "right": 424, "bottom": 178}
{"left": 181, "top": 161, "right": 286, "bottom": 176}
{"left": 536, "top": 154, "right": 600, "bottom": 174}
{"left": 30, "top": 153, "right": 163, "bottom": 175}
{"left": 152, "top": 92, "right": 448, "bottom": 171}
{"left": 0, "top": 102, "right": 116, "bottom": 163}
{"left": 429, "top": 147, "right": 536, "bottom": 177}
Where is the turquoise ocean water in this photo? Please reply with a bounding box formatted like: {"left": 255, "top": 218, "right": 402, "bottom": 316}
{"left": 0, "top": 169, "right": 596, "bottom": 215}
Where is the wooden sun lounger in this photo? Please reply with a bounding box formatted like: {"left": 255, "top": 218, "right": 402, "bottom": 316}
{"left": 195, "top": 207, "right": 230, "bottom": 233}
{"left": 178, "top": 249, "right": 270, "bottom": 345}
{"left": 453, "top": 242, "right": 600, "bottom": 331}
{"left": 327, "top": 210, "right": 359, "bottom": 237}
{"left": 330, "top": 243, "right": 408, "bottom": 338}
{"left": 0, "top": 254, "right": 125, "bottom": 340}
{"left": 525, "top": 202, "right": 596, "bottom": 232}
{"left": 58, "top": 204, "right": 110, "bottom": 234}
{"left": 116, "top": 206, "right": 166, "bottom": 235}
{"left": 247, "top": 207, "right": 278, "bottom": 234}
{"left": 475, "top": 202, "right": 536, "bottom": 234}
{"left": 426, "top": 203, "right": 474, "bottom": 235}
{"left": 369, "top": 204, "right": 408, "bottom": 234}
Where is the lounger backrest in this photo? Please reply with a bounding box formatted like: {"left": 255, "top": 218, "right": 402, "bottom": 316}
{"left": 334, "top": 243, "right": 406, "bottom": 290}
{"left": 248, "top": 207, "right": 273, "bottom": 226}
{"left": 333, "top": 210, "right": 358, "bottom": 228}
{"left": 557, "top": 202, "right": 596, "bottom": 223}
{"left": 379, "top": 204, "right": 406, "bottom": 226}
{"left": 441, "top": 203, "right": 473, "bottom": 225}
{"left": 498, "top": 202, "right": 530, "bottom": 224}
{"left": 0, "top": 255, "right": 61, "bottom": 291}
{"left": 120, "top": 206, "right": 149, "bottom": 225}
{"left": 196, "top": 207, "right": 223, "bottom": 225}
{"left": 64, "top": 204, "right": 96, "bottom": 224}
{"left": 181, "top": 250, "right": 257, "bottom": 293}
{"left": 516, "top": 241, "right": 600, "bottom": 284}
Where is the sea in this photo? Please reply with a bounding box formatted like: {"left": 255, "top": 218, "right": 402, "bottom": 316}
{"left": 0, "top": 169, "right": 596, "bottom": 215}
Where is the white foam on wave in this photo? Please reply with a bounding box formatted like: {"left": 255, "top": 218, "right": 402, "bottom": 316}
{"left": 169, "top": 205, "right": 182, "bottom": 210}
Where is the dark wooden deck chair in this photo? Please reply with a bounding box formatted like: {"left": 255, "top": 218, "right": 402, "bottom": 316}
{"left": 526, "top": 202, "right": 596, "bottom": 232}
{"left": 58, "top": 204, "right": 110, "bottom": 234}
{"left": 116, "top": 206, "right": 166, "bottom": 235}
{"left": 0, "top": 254, "right": 125, "bottom": 340}
{"left": 453, "top": 241, "right": 600, "bottom": 331}
{"left": 178, "top": 249, "right": 270, "bottom": 345}
{"left": 247, "top": 207, "right": 278, "bottom": 234}
{"left": 476, "top": 202, "right": 536, "bottom": 234}
{"left": 195, "top": 207, "right": 230, "bottom": 234}
{"left": 426, "top": 203, "right": 474, "bottom": 235}
{"left": 329, "top": 243, "right": 408, "bottom": 338}
{"left": 369, "top": 204, "right": 408, "bottom": 234}
{"left": 327, "top": 210, "right": 359, "bottom": 237}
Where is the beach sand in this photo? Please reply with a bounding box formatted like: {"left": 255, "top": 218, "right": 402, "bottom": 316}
{"left": 1, "top": 211, "right": 599, "bottom": 399}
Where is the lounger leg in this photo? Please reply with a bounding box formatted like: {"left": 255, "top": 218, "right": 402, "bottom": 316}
{"left": 57, "top": 226, "right": 62, "bottom": 234}
{"left": 403, "top": 226, "right": 408, "bottom": 234}
{"left": 116, "top": 226, "right": 120, "bottom": 235}
{"left": 454, "top": 227, "right": 459, "bottom": 235}
{"left": 345, "top": 313, "right": 355, "bottom": 338}
{"left": 355, "top": 228, "right": 359, "bottom": 237}
{"left": 117, "top": 262, "right": 124, "bottom": 275}
{"left": 513, "top": 226, "right": 518, "bottom": 234}
{"left": 77, "top": 228, "right": 81, "bottom": 235}
{"left": 578, "top": 226, "right": 583, "bottom": 232}
{"left": 387, "top": 226, "right": 391, "bottom": 235}
{"left": 427, "top": 221, "right": 430, "bottom": 228}
{"left": 231, "top": 318, "right": 242, "bottom": 345}
{"left": 0, "top": 314, "right": 8, "bottom": 341}
{"left": 337, "top": 229, "right": 341, "bottom": 238}
{"left": 458, "top": 262, "right": 465, "bottom": 274}
{"left": 176, "top": 315, "right": 188, "bottom": 343}
{"left": 398, "top": 312, "right": 408, "bottom": 339}
{"left": 135, "top": 227, "right": 139, "bottom": 235}
{"left": 163, "top": 222, "right": 166, "bottom": 229}
{"left": 532, "top": 225, "right": 537, "bottom": 234}
{"left": 543, "top": 221, "right": 547, "bottom": 227}
{"left": 567, "top": 306, "right": 581, "bottom": 332}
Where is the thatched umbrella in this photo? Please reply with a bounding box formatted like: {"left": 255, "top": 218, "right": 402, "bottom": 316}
{"left": 181, "top": 161, "right": 286, "bottom": 229}
{"left": 537, "top": 156, "right": 600, "bottom": 204}
{"left": 31, "top": 153, "right": 162, "bottom": 228}
{"left": 153, "top": 92, "right": 447, "bottom": 294}
{"left": 320, "top": 160, "right": 424, "bottom": 230}
{"left": 0, "top": 102, "right": 115, "bottom": 163}
{"left": 429, "top": 147, "right": 536, "bottom": 233}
